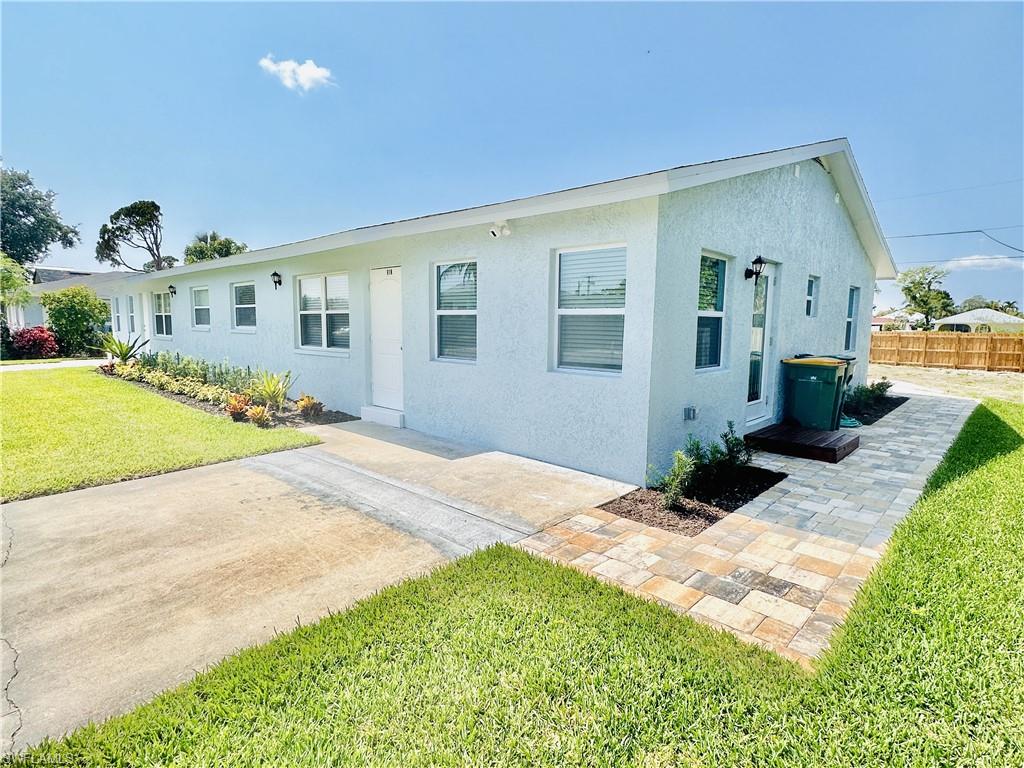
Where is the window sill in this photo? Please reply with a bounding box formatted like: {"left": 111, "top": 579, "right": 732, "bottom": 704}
{"left": 230, "top": 327, "right": 257, "bottom": 334}
{"left": 551, "top": 365, "right": 622, "bottom": 378}
{"left": 433, "top": 356, "right": 476, "bottom": 365}
{"left": 192, "top": 326, "right": 211, "bottom": 333}
{"left": 294, "top": 347, "right": 351, "bottom": 359}
{"left": 695, "top": 365, "right": 728, "bottom": 375}
{"left": 153, "top": 334, "right": 173, "bottom": 340}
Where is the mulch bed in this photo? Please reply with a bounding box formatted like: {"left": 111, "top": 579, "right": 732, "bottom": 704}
{"left": 104, "top": 369, "right": 357, "bottom": 428}
{"left": 601, "top": 465, "right": 788, "bottom": 537}
{"left": 844, "top": 395, "right": 909, "bottom": 426}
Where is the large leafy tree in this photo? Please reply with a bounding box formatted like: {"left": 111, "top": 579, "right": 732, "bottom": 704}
{"left": 96, "top": 201, "right": 177, "bottom": 272}
{"left": 0, "top": 168, "right": 81, "bottom": 265}
{"left": 896, "top": 266, "right": 956, "bottom": 329}
{"left": 39, "top": 285, "right": 110, "bottom": 355}
{"left": 183, "top": 231, "right": 248, "bottom": 264}
{"left": 0, "top": 252, "right": 32, "bottom": 309}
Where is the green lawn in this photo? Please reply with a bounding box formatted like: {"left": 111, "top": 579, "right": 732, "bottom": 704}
{"left": 1, "top": 356, "right": 101, "bottom": 365}
{"left": 0, "top": 367, "right": 319, "bottom": 501}
{"left": 20, "top": 401, "right": 1024, "bottom": 766}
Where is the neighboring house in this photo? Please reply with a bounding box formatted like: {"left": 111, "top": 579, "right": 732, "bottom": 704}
{"left": 5, "top": 268, "right": 109, "bottom": 330}
{"left": 934, "top": 308, "right": 1024, "bottom": 333}
{"left": 871, "top": 315, "right": 902, "bottom": 331}
{"left": 19, "top": 138, "right": 895, "bottom": 483}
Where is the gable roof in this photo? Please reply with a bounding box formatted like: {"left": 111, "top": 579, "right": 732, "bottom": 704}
{"left": 33, "top": 138, "right": 897, "bottom": 291}
{"left": 935, "top": 308, "right": 1024, "bottom": 326}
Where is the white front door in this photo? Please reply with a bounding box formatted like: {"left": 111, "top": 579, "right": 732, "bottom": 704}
{"left": 370, "top": 266, "right": 403, "bottom": 410}
{"left": 745, "top": 265, "right": 775, "bottom": 424}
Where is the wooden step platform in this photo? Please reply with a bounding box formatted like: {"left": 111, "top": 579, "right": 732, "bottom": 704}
{"left": 745, "top": 422, "right": 860, "bottom": 463}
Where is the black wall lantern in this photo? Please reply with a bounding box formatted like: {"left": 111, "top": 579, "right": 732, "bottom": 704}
{"left": 271, "top": 271, "right": 282, "bottom": 289}
{"left": 744, "top": 255, "right": 766, "bottom": 283}
{"left": 167, "top": 284, "right": 177, "bottom": 297}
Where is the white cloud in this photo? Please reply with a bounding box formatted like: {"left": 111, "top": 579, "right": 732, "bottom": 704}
{"left": 258, "top": 54, "right": 333, "bottom": 92}
{"left": 944, "top": 254, "right": 1024, "bottom": 272}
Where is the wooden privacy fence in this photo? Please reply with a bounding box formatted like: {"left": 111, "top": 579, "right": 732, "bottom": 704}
{"left": 869, "top": 332, "right": 1024, "bottom": 372}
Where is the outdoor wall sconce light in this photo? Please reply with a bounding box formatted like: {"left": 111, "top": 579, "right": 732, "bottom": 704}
{"left": 744, "top": 255, "right": 766, "bottom": 283}
{"left": 271, "top": 271, "right": 282, "bottom": 289}
{"left": 168, "top": 285, "right": 177, "bottom": 297}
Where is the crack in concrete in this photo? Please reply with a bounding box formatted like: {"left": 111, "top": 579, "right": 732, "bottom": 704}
{"left": 2, "top": 637, "right": 23, "bottom": 755}
{"left": 1, "top": 513, "right": 12, "bottom": 568}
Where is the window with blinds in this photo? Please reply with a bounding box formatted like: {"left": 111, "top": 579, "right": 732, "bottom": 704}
{"left": 556, "top": 247, "right": 626, "bottom": 371}
{"left": 435, "top": 261, "right": 477, "bottom": 360}
{"left": 232, "top": 283, "right": 256, "bottom": 328}
{"left": 298, "top": 274, "right": 350, "bottom": 350}
{"left": 696, "top": 255, "right": 727, "bottom": 369}
{"left": 153, "top": 292, "right": 172, "bottom": 336}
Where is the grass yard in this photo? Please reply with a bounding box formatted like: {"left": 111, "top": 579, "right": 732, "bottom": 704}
{"left": 0, "top": 367, "right": 319, "bottom": 501}
{"left": 870, "top": 361, "right": 1024, "bottom": 403}
{"left": 21, "top": 400, "right": 1024, "bottom": 766}
{"left": 0, "top": 357, "right": 101, "bottom": 366}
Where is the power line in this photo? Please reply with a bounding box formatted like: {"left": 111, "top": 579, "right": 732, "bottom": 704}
{"left": 885, "top": 228, "right": 1023, "bottom": 253}
{"left": 876, "top": 178, "right": 1023, "bottom": 203}
{"left": 896, "top": 254, "right": 1024, "bottom": 265}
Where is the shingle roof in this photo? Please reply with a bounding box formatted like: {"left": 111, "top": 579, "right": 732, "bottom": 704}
{"left": 935, "top": 308, "right": 1024, "bottom": 325}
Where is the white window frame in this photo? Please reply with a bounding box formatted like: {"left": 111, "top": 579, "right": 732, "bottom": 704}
{"left": 806, "top": 275, "right": 820, "bottom": 317}
{"left": 296, "top": 272, "right": 350, "bottom": 352}
{"left": 845, "top": 286, "right": 860, "bottom": 351}
{"left": 113, "top": 297, "right": 122, "bottom": 332}
{"left": 433, "top": 260, "right": 477, "bottom": 362}
{"left": 127, "top": 295, "right": 136, "bottom": 334}
{"left": 231, "top": 281, "right": 257, "bottom": 331}
{"left": 153, "top": 292, "right": 172, "bottom": 337}
{"left": 553, "top": 243, "right": 627, "bottom": 375}
{"left": 191, "top": 286, "right": 211, "bottom": 330}
{"left": 695, "top": 253, "right": 728, "bottom": 371}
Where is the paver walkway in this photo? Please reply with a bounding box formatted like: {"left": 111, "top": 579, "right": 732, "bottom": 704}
{"left": 521, "top": 392, "right": 976, "bottom": 664}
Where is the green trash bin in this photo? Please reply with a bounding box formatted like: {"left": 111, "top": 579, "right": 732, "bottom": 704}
{"left": 782, "top": 357, "right": 848, "bottom": 430}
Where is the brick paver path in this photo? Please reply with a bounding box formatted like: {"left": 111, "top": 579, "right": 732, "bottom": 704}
{"left": 521, "top": 394, "right": 976, "bottom": 665}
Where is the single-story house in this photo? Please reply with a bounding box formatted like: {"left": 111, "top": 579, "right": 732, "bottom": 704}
{"left": 933, "top": 308, "right": 1024, "bottom": 333}
{"left": 16, "top": 138, "right": 896, "bottom": 484}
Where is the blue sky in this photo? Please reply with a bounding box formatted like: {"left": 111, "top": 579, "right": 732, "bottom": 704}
{"left": 3, "top": 2, "right": 1021, "bottom": 311}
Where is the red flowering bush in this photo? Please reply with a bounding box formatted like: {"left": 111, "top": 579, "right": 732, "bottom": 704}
{"left": 11, "top": 326, "right": 59, "bottom": 359}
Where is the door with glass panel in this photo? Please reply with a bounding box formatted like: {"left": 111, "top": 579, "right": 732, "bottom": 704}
{"left": 745, "top": 265, "right": 775, "bottom": 424}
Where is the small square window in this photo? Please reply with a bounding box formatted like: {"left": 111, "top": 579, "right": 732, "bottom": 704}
{"left": 232, "top": 283, "right": 256, "bottom": 328}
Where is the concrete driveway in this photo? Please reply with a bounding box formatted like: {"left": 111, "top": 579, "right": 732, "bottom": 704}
{"left": 1, "top": 421, "right": 631, "bottom": 753}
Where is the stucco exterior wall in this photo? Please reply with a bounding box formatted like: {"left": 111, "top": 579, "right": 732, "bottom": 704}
{"left": 115, "top": 198, "right": 659, "bottom": 484}
{"left": 646, "top": 161, "right": 876, "bottom": 474}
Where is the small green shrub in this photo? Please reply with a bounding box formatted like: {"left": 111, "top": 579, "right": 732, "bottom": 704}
{"left": 38, "top": 285, "right": 109, "bottom": 355}
{"left": 678, "top": 421, "right": 752, "bottom": 494}
{"left": 661, "top": 451, "right": 696, "bottom": 509}
{"left": 137, "top": 351, "right": 258, "bottom": 392}
{"left": 248, "top": 370, "right": 295, "bottom": 411}
{"left": 245, "top": 404, "right": 272, "bottom": 428}
{"left": 296, "top": 393, "right": 324, "bottom": 419}
{"left": 844, "top": 378, "right": 894, "bottom": 415}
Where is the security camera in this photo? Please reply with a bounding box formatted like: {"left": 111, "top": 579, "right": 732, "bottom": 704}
{"left": 489, "top": 227, "right": 501, "bottom": 238}
{"left": 489, "top": 220, "right": 511, "bottom": 238}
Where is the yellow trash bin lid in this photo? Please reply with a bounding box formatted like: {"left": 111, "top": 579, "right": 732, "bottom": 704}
{"left": 781, "top": 357, "right": 846, "bottom": 365}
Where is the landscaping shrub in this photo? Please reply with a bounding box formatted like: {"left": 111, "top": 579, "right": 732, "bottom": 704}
{"left": 225, "top": 393, "right": 252, "bottom": 421}
{"left": 245, "top": 405, "right": 272, "bottom": 428}
{"left": 137, "top": 351, "right": 258, "bottom": 393}
{"left": 660, "top": 450, "right": 696, "bottom": 509}
{"left": 93, "top": 333, "right": 149, "bottom": 364}
{"left": 248, "top": 370, "right": 295, "bottom": 411}
{"left": 38, "top": 285, "right": 109, "bottom": 355}
{"left": 296, "top": 394, "right": 324, "bottom": 419}
{"left": 681, "top": 421, "right": 752, "bottom": 490}
{"left": 1, "top": 316, "right": 14, "bottom": 359}
{"left": 844, "top": 378, "right": 894, "bottom": 415}
{"left": 11, "top": 325, "right": 58, "bottom": 359}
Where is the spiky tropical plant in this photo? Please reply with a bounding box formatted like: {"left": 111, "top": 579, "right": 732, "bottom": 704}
{"left": 92, "top": 333, "right": 149, "bottom": 364}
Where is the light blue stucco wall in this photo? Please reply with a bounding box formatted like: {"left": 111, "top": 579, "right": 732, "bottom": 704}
{"left": 645, "top": 161, "right": 877, "bottom": 475}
